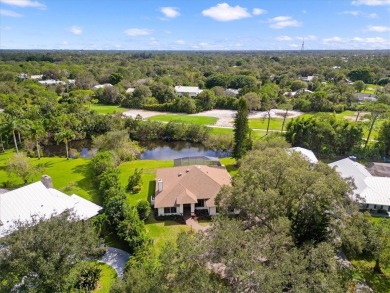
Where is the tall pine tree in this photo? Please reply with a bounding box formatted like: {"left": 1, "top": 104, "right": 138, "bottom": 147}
{"left": 233, "top": 97, "right": 251, "bottom": 159}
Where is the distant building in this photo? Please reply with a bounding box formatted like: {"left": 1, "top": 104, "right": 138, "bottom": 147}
{"left": 92, "top": 83, "right": 113, "bottom": 90}
{"left": 174, "top": 86, "right": 203, "bottom": 97}
{"left": 225, "top": 88, "right": 240, "bottom": 96}
{"left": 283, "top": 89, "right": 313, "bottom": 97}
{"left": 18, "top": 73, "right": 28, "bottom": 80}
{"left": 30, "top": 74, "right": 43, "bottom": 80}
{"left": 0, "top": 175, "right": 102, "bottom": 237}
{"left": 356, "top": 93, "right": 377, "bottom": 102}
{"left": 300, "top": 76, "right": 315, "bottom": 82}
{"left": 38, "top": 79, "right": 66, "bottom": 86}
{"left": 126, "top": 87, "right": 135, "bottom": 94}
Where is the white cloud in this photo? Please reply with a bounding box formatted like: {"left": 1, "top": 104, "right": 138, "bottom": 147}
{"left": 124, "top": 28, "right": 152, "bottom": 36}
{"left": 351, "top": 36, "right": 386, "bottom": 43}
{"left": 268, "top": 16, "right": 302, "bottom": 29}
{"left": 202, "top": 3, "right": 251, "bottom": 22}
{"left": 367, "top": 25, "right": 390, "bottom": 32}
{"left": 342, "top": 10, "right": 361, "bottom": 15}
{"left": 368, "top": 13, "right": 379, "bottom": 18}
{"left": 69, "top": 26, "right": 82, "bottom": 35}
{"left": 252, "top": 8, "right": 266, "bottom": 15}
{"left": 276, "top": 35, "right": 293, "bottom": 41}
{"left": 0, "top": 8, "right": 22, "bottom": 17}
{"left": 303, "top": 35, "right": 318, "bottom": 41}
{"left": 289, "top": 44, "right": 299, "bottom": 48}
{"left": 352, "top": 0, "right": 390, "bottom": 5}
{"left": 0, "top": 25, "right": 12, "bottom": 31}
{"left": 175, "top": 39, "right": 185, "bottom": 45}
{"left": 341, "top": 10, "right": 379, "bottom": 18}
{"left": 160, "top": 7, "right": 180, "bottom": 18}
{"left": 0, "top": 0, "right": 46, "bottom": 9}
{"left": 322, "top": 36, "right": 344, "bottom": 44}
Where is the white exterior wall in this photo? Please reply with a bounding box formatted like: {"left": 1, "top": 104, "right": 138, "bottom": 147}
{"left": 209, "top": 207, "right": 217, "bottom": 215}
{"left": 158, "top": 208, "right": 165, "bottom": 216}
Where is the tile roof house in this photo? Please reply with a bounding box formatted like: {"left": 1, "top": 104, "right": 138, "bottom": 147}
{"left": 153, "top": 165, "right": 231, "bottom": 216}
{"left": 0, "top": 175, "right": 102, "bottom": 237}
{"left": 174, "top": 86, "right": 203, "bottom": 97}
{"left": 329, "top": 158, "right": 390, "bottom": 215}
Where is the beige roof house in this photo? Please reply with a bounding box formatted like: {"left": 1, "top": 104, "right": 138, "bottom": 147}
{"left": 154, "top": 165, "right": 231, "bottom": 216}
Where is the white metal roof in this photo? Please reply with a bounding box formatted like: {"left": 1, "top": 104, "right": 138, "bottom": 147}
{"left": 288, "top": 147, "right": 318, "bottom": 164}
{"left": 174, "top": 86, "right": 202, "bottom": 94}
{"left": 0, "top": 181, "right": 102, "bottom": 237}
{"left": 329, "top": 158, "right": 390, "bottom": 206}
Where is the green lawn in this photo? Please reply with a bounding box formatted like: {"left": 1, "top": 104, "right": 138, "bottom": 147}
{"left": 148, "top": 114, "right": 217, "bottom": 125}
{"left": 351, "top": 259, "right": 390, "bottom": 293}
{"left": 208, "top": 127, "right": 233, "bottom": 136}
{"left": 90, "top": 104, "right": 129, "bottom": 115}
{"left": 145, "top": 217, "right": 190, "bottom": 254}
{"left": 248, "top": 117, "right": 287, "bottom": 131}
{"left": 93, "top": 263, "right": 117, "bottom": 293}
{"left": 118, "top": 159, "right": 173, "bottom": 205}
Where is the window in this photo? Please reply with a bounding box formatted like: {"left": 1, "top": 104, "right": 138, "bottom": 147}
{"left": 164, "top": 207, "right": 177, "bottom": 214}
{"left": 195, "top": 199, "right": 205, "bottom": 208}
{"left": 373, "top": 205, "right": 377, "bottom": 209}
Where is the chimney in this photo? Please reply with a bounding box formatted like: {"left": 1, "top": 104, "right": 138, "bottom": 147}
{"left": 41, "top": 175, "right": 53, "bottom": 189}
{"left": 157, "top": 179, "right": 163, "bottom": 193}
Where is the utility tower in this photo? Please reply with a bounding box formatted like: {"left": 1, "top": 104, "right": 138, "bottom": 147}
{"left": 301, "top": 38, "right": 305, "bottom": 52}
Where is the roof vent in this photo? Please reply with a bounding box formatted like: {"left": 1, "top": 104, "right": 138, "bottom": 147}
{"left": 178, "top": 173, "right": 182, "bottom": 177}
{"left": 186, "top": 169, "right": 190, "bottom": 173}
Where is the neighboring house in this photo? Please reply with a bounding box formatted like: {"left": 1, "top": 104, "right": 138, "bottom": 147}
{"left": 92, "top": 83, "right": 113, "bottom": 90}
{"left": 283, "top": 89, "right": 313, "bottom": 97}
{"left": 126, "top": 87, "right": 135, "bottom": 94}
{"left": 300, "top": 76, "right": 315, "bottom": 82}
{"left": 38, "top": 79, "right": 66, "bottom": 86}
{"left": 287, "top": 147, "right": 318, "bottom": 164}
{"left": 30, "top": 74, "right": 43, "bottom": 80}
{"left": 152, "top": 165, "right": 231, "bottom": 216}
{"left": 174, "top": 86, "right": 203, "bottom": 97}
{"left": 329, "top": 158, "right": 390, "bottom": 214}
{"left": 225, "top": 88, "right": 240, "bottom": 96}
{"left": 0, "top": 175, "right": 102, "bottom": 237}
{"left": 18, "top": 73, "right": 28, "bottom": 80}
{"left": 356, "top": 93, "right": 377, "bottom": 102}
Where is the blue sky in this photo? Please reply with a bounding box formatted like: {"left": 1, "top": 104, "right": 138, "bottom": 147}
{"left": 0, "top": 0, "right": 389, "bottom": 50}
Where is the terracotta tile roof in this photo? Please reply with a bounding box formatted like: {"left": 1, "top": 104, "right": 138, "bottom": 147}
{"left": 154, "top": 165, "right": 231, "bottom": 208}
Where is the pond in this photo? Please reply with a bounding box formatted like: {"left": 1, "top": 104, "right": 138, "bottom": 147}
{"left": 43, "top": 139, "right": 231, "bottom": 160}
{"left": 139, "top": 141, "right": 231, "bottom": 160}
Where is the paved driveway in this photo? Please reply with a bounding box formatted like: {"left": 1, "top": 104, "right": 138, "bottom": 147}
{"left": 99, "top": 247, "right": 131, "bottom": 277}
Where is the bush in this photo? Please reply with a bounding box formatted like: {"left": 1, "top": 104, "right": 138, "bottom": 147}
{"left": 68, "top": 262, "right": 102, "bottom": 292}
{"left": 127, "top": 168, "right": 143, "bottom": 193}
{"left": 89, "top": 151, "right": 115, "bottom": 177}
{"left": 136, "top": 200, "right": 151, "bottom": 220}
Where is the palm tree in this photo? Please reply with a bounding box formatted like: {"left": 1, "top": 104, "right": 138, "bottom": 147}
{"left": 29, "top": 121, "right": 46, "bottom": 159}
{"left": 55, "top": 129, "right": 75, "bottom": 160}
{"left": 2, "top": 115, "right": 24, "bottom": 153}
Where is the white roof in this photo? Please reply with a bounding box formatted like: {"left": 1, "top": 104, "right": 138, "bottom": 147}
{"left": 126, "top": 87, "right": 135, "bottom": 93}
{"left": 174, "top": 86, "right": 202, "bottom": 94}
{"left": 38, "top": 79, "right": 66, "bottom": 85}
{"left": 0, "top": 181, "right": 102, "bottom": 237}
{"left": 288, "top": 147, "right": 318, "bottom": 164}
{"left": 30, "top": 74, "right": 43, "bottom": 80}
{"left": 93, "top": 83, "right": 113, "bottom": 90}
{"left": 329, "top": 158, "right": 390, "bottom": 206}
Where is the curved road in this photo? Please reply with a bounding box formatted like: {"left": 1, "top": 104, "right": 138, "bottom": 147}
{"left": 99, "top": 247, "right": 131, "bottom": 278}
